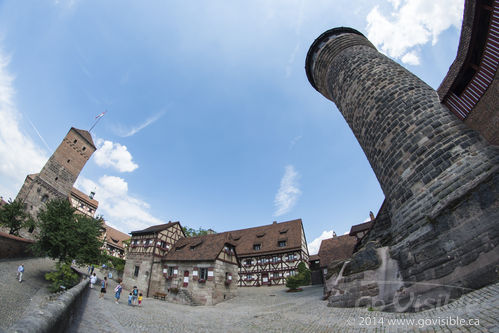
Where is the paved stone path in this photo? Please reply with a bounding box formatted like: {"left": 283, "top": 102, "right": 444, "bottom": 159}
{"left": 0, "top": 257, "right": 56, "bottom": 330}
{"left": 70, "top": 281, "right": 499, "bottom": 332}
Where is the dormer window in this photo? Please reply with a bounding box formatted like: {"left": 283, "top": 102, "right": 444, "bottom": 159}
{"left": 279, "top": 229, "right": 288, "bottom": 234}
{"left": 176, "top": 244, "right": 186, "bottom": 251}
{"left": 73, "top": 139, "right": 77, "bottom": 144}
{"left": 256, "top": 233, "right": 265, "bottom": 238}
{"left": 253, "top": 244, "right": 261, "bottom": 251}
{"left": 278, "top": 240, "right": 287, "bottom": 247}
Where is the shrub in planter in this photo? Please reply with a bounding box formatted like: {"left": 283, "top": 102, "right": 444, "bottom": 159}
{"left": 285, "top": 275, "right": 301, "bottom": 291}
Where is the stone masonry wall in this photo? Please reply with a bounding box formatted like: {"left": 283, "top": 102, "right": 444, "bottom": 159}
{"left": 122, "top": 253, "right": 154, "bottom": 294}
{"left": 306, "top": 28, "right": 499, "bottom": 311}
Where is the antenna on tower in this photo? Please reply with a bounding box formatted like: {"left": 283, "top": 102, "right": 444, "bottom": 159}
{"left": 89, "top": 111, "right": 107, "bottom": 132}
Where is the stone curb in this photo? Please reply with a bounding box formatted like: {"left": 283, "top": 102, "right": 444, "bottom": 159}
{"left": 7, "top": 278, "right": 89, "bottom": 333}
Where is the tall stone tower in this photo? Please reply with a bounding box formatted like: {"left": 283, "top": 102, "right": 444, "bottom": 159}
{"left": 306, "top": 28, "right": 499, "bottom": 311}
{"left": 16, "top": 127, "right": 96, "bottom": 234}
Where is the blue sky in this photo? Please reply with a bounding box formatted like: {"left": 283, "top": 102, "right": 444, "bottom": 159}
{"left": 0, "top": 0, "right": 464, "bottom": 254}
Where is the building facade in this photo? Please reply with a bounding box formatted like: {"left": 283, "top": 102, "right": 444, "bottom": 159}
{"left": 15, "top": 127, "right": 96, "bottom": 238}
{"left": 122, "top": 222, "right": 185, "bottom": 296}
{"left": 70, "top": 187, "right": 98, "bottom": 218}
{"left": 230, "top": 219, "right": 309, "bottom": 287}
{"left": 162, "top": 233, "right": 239, "bottom": 305}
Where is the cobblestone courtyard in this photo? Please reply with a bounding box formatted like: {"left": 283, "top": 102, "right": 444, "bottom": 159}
{"left": 71, "top": 279, "right": 499, "bottom": 332}
{"left": 1, "top": 258, "right": 498, "bottom": 332}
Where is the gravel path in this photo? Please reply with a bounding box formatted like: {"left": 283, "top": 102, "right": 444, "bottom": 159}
{"left": 70, "top": 281, "right": 499, "bottom": 332}
{"left": 0, "top": 257, "right": 56, "bottom": 330}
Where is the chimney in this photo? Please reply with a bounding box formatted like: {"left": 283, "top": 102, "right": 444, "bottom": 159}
{"left": 369, "top": 211, "right": 375, "bottom": 221}
{"left": 273, "top": 221, "right": 277, "bottom": 224}
{"left": 89, "top": 191, "right": 95, "bottom": 200}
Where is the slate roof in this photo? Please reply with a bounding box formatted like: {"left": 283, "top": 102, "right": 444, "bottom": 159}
{"left": 103, "top": 223, "right": 130, "bottom": 250}
{"left": 163, "top": 233, "right": 238, "bottom": 263}
{"left": 72, "top": 127, "right": 96, "bottom": 149}
{"left": 70, "top": 187, "right": 99, "bottom": 208}
{"left": 349, "top": 221, "right": 374, "bottom": 236}
{"left": 131, "top": 221, "right": 182, "bottom": 235}
{"left": 225, "top": 219, "right": 305, "bottom": 257}
{"left": 318, "top": 235, "right": 357, "bottom": 268}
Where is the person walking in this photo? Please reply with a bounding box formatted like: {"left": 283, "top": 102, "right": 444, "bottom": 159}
{"left": 17, "top": 264, "right": 24, "bottom": 283}
{"left": 132, "top": 286, "right": 139, "bottom": 305}
{"left": 114, "top": 281, "right": 123, "bottom": 304}
{"left": 99, "top": 276, "right": 108, "bottom": 299}
{"left": 90, "top": 273, "right": 97, "bottom": 289}
{"left": 90, "top": 265, "right": 94, "bottom": 275}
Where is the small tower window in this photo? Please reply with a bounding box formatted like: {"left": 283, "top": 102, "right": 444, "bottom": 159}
{"left": 55, "top": 177, "right": 58, "bottom": 181}
{"left": 67, "top": 159, "right": 70, "bottom": 163}
{"left": 73, "top": 139, "right": 77, "bottom": 144}
{"left": 41, "top": 194, "right": 49, "bottom": 203}
{"left": 82, "top": 146, "right": 86, "bottom": 151}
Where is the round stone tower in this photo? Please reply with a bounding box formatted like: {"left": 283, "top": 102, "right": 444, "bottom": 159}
{"left": 305, "top": 28, "right": 498, "bottom": 240}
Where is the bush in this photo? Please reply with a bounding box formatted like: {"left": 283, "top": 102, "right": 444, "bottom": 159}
{"left": 104, "top": 254, "right": 125, "bottom": 273}
{"left": 285, "top": 275, "right": 301, "bottom": 290}
{"left": 45, "top": 262, "right": 79, "bottom": 292}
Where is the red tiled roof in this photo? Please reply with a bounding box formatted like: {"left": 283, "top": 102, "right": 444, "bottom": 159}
{"left": 104, "top": 223, "right": 130, "bottom": 250}
{"left": 349, "top": 221, "right": 374, "bottom": 236}
{"left": 71, "top": 187, "right": 99, "bottom": 208}
{"left": 318, "top": 235, "right": 357, "bottom": 268}
{"left": 131, "top": 221, "right": 182, "bottom": 235}
{"left": 164, "top": 233, "right": 237, "bottom": 262}
{"left": 224, "top": 219, "right": 305, "bottom": 257}
{"left": 309, "top": 254, "right": 320, "bottom": 262}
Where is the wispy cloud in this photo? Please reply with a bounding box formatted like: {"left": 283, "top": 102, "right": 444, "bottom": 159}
{"left": 307, "top": 229, "right": 336, "bottom": 255}
{"left": 366, "top": 0, "right": 463, "bottom": 65}
{"left": 115, "top": 111, "right": 165, "bottom": 137}
{"left": 0, "top": 48, "right": 47, "bottom": 199}
{"left": 289, "top": 135, "right": 302, "bottom": 150}
{"left": 274, "top": 165, "right": 301, "bottom": 217}
{"left": 76, "top": 175, "right": 164, "bottom": 232}
{"left": 93, "top": 138, "right": 138, "bottom": 172}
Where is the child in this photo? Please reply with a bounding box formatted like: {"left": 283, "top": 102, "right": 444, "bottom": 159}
{"left": 132, "top": 286, "right": 139, "bottom": 305}
{"left": 128, "top": 293, "right": 133, "bottom": 306}
{"left": 138, "top": 293, "right": 143, "bottom": 306}
{"left": 90, "top": 273, "right": 97, "bottom": 289}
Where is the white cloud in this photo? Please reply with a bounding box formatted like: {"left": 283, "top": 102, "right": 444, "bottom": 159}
{"left": 76, "top": 175, "right": 163, "bottom": 232}
{"left": 93, "top": 138, "right": 138, "bottom": 172}
{"left": 308, "top": 229, "right": 336, "bottom": 255}
{"left": 0, "top": 49, "right": 47, "bottom": 200}
{"left": 289, "top": 135, "right": 302, "bottom": 150}
{"left": 273, "top": 165, "right": 301, "bottom": 217}
{"left": 366, "top": 0, "right": 464, "bottom": 65}
{"left": 115, "top": 111, "right": 165, "bottom": 137}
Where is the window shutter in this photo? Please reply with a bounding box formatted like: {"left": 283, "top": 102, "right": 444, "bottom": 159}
{"left": 228, "top": 273, "right": 232, "bottom": 281}
{"left": 207, "top": 267, "right": 214, "bottom": 281}
{"left": 193, "top": 267, "right": 198, "bottom": 281}
{"left": 173, "top": 266, "right": 178, "bottom": 278}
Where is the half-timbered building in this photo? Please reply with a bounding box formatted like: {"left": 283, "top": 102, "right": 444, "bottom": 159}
{"left": 101, "top": 223, "right": 130, "bottom": 259}
{"left": 161, "top": 233, "right": 239, "bottom": 305}
{"left": 229, "top": 219, "right": 309, "bottom": 287}
{"left": 122, "top": 221, "right": 185, "bottom": 295}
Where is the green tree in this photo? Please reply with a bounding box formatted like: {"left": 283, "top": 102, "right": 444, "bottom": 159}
{"left": 182, "top": 226, "right": 215, "bottom": 237}
{"left": 33, "top": 199, "right": 104, "bottom": 265}
{"left": 0, "top": 198, "right": 35, "bottom": 236}
{"left": 285, "top": 261, "right": 311, "bottom": 291}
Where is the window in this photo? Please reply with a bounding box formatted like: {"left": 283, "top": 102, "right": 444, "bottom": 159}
{"left": 168, "top": 267, "right": 174, "bottom": 277}
{"left": 287, "top": 254, "right": 294, "bottom": 261}
{"left": 67, "top": 159, "right": 71, "bottom": 163}
{"left": 134, "top": 266, "right": 140, "bottom": 277}
{"left": 73, "top": 139, "right": 77, "bottom": 144}
{"left": 272, "top": 256, "right": 280, "bottom": 263}
{"left": 289, "top": 270, "right": 296, "bottom": 276}
{"left": 244, "top": 259, "right": 252, "bottom": 266}
{"left": 133, "top": 240, "right": 138, "bottom": 245}
{"left": 278, "top": 240, "right": 287, "bottom": 247}
{"left": 246, "top": 274, "right": 252, "bottom": 280}
{"left": 253, "top": 244, "right": 261, "bottom": 251}
{"left": 199, "top": 268, "right": 208, "bottom": 280}
{"left": 144, "top": 239, "right": 150, "bottom": 246}
{"left": 279, "top": 229, "right": 288, "bottom": 234}
{"left": 82, "top": 146, "right": 86, "bottom": 151}
{"left": 41, "top": 194, "right": 49, "bottom": 203}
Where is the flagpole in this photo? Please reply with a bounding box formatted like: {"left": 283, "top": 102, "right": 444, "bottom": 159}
{"left": 89, "top": 111, "right": 106, "bottom": 132}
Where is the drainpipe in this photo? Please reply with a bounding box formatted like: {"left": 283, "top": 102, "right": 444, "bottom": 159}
{"left": 146, "top": 232, "right": 157, "bottom": 298}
